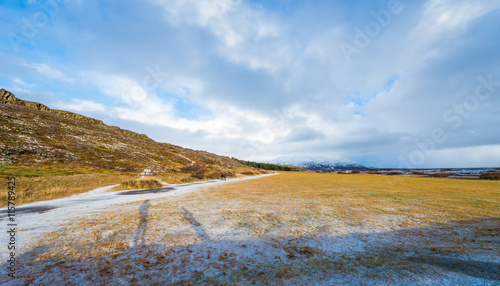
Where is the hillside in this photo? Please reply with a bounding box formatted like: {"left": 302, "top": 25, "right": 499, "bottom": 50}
{"left": 0, "top": 88, "right": 252, "bottom": 175}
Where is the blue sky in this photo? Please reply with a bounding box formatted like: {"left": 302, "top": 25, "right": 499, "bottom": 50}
{"left": 1, "top": 0, "right": 500, "bottom": 168}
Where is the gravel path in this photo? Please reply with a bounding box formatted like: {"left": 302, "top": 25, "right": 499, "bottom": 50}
{"left": 0, "top": 174, "right": 275, "bottom": 260}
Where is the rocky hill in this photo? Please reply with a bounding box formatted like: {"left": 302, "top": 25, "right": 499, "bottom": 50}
{"left": 0, "top": 88, "right": 251, "bottom": 174}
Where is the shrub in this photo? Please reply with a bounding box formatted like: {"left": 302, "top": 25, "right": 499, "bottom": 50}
{"left": 203, "top": 158, "right": 216, "bottom": 164}
{"left": 428, "top": 173, "right": 449, "bottom": 178}
{"left": 181, "top": 163, "right": 206, "bottom": 173}
{"left": 180, "top": 163, "right": 207, "bottom": 179}
{"left": 206, "top": 172, "right": 223, "bottom": 179}
{"left": 121, "top": 166, "right": 138, "bottom": 172}
{"left": 480, "top": 172, "right": 500, "bottom": 180}
{"left": 191, "top": 171, "right": 206, "bottom": 179}
{"left": 120, "top": 179, "right": 163, "bottom": 190}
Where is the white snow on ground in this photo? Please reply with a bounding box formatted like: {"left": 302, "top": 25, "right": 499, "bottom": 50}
{"left": 1, "top": 173, "right": 498, "bottom": 285}
{"left": 0, "top": 174, "right": 275, "bottom": 260}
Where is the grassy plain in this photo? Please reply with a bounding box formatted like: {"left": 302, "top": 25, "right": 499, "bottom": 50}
{"left": 8, "top": 172, "right": 500, "bottom": 285}
{"left": 0, "top": 165, "right": 138, "bottom": 206}
{"left": 0, "top": 164, "right": 265, "bottom": 206}
{"left": 210, "top": 172, "right": 500, "bottom": 227}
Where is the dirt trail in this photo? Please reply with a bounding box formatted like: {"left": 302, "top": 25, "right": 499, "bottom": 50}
{"left": 0, "top": 174, "right": 275, "bottom": 260}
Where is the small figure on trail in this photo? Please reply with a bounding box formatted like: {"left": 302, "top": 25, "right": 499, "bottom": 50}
{"left": 221, "top": 174, "right": 227, "bottom": 181}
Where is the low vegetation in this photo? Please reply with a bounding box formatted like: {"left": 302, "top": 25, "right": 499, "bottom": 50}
{"left": 0, "top": 90, "right": 256, "bottom": 175}
{"left": 0, "top": 90, "right": 266, "bottom": 205}
{"left": 0, "top": 164, "right": 85, "bottom": 177}
{"left": 0, "top": 166, "right": 135, "bottom": 206}
{"left": 201, "top": 172, "right": 499, "bottom": 228}
{"left": 11, "top": 172, "right": 499, "bottom": 284}
{"left": 480, "top": 172, "right": 500, "bottom": 180}
{"left": 0, "top": 163, "right": 266, "bottom": 206}
{"left": 118, "top": 179, "right": 163, "bottom": 190}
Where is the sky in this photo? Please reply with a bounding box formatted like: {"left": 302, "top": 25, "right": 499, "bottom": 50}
{"left": 1, "top": 0, "right": 500, "bottom": 168}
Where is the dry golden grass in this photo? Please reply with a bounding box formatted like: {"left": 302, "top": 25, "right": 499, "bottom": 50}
{"left": 0, "top": 173, "right": 135, "bottom": 207}
{"left": 117, "top": 179, "right": 164, "bottom": 190}
{"left": 156, "top": 171, "right": 204, "bottom": 184}
{"left": 37, "top": 172, "right": 499, "bottom": 251}
{"left": 157, "top": 167, "right": 268, "bottom": 184}
{"left": 9, "top": 172, "right": 499, "bottom": 285}
{"left": 0, "top": 164, "right": 265, "bottom": 206}
{"left": 206, "top": 172, "right": 500, "bottom": 229}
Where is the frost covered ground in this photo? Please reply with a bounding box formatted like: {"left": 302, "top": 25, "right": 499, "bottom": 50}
{"left": 1, "top": 172, "right": 499, "bottom": 285}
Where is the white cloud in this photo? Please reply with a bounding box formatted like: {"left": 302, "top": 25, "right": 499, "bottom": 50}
{"left": 90, "top": 74, "right": 154, "bottom": 110}
{"left": 415, "top": 0, "right": 500, "bottom": 40}
{"left": 12, "top": 78, "right": 36, "bottom": 89}
{"left": 87, "top": 72, "right": 280, "bottom": 140}
{"left": 426, "top": 144, "right": 500, "bottom": 168}
{"left": 150, "top": 0, "right": 287, "bottom": 74}
{"left": 25, "top": 63, "right": 75, "bottom": 83}
{"left": 54, "top": 99, "right": 106, "bottom": 113}
{"left": 150, "top": 0, "right": 235, "bottom": 26}
{"left": 405, "top": 0, "right": 500, "bottom": 64}
{"left": 64, "top": 0, "right": 500, "bottom": 165}
{"left": 2, "top": 0, "right": 499, "bottom": 167}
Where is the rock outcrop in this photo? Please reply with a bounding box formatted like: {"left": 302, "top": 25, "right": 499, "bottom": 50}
{"left": 1, "top": 88, "right": 50, "bottom": 111}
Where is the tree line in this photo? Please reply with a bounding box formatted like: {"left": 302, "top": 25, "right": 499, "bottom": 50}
{"left": 239, "top": 161, "right": 297, "bottom": 171}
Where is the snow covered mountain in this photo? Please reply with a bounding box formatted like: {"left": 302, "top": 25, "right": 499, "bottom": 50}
{"left": 269, "top": 155, "right": 366, "bottom": 170}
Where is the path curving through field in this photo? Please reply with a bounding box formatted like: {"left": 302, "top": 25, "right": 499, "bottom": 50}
{"left": 0, "top": 174, "right": 275, "bottom": 260}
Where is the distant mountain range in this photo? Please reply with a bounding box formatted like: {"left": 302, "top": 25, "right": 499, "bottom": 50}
{"left": 269, "top": 155, "right": 366, "bottom": 170}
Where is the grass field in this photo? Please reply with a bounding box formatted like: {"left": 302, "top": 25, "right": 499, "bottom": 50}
{"left": 0, "top": 165, "right": 265, "bottom": 206}
{"left": 0, "top": 165, "right": 137, "bottom": 206}
{"left": 6, "top": 172, "right": 500, "bottom": 285}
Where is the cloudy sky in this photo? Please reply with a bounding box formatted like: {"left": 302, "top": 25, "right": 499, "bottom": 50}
{"left": 1, "top": 0, "right": 500, "bottom": 168}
